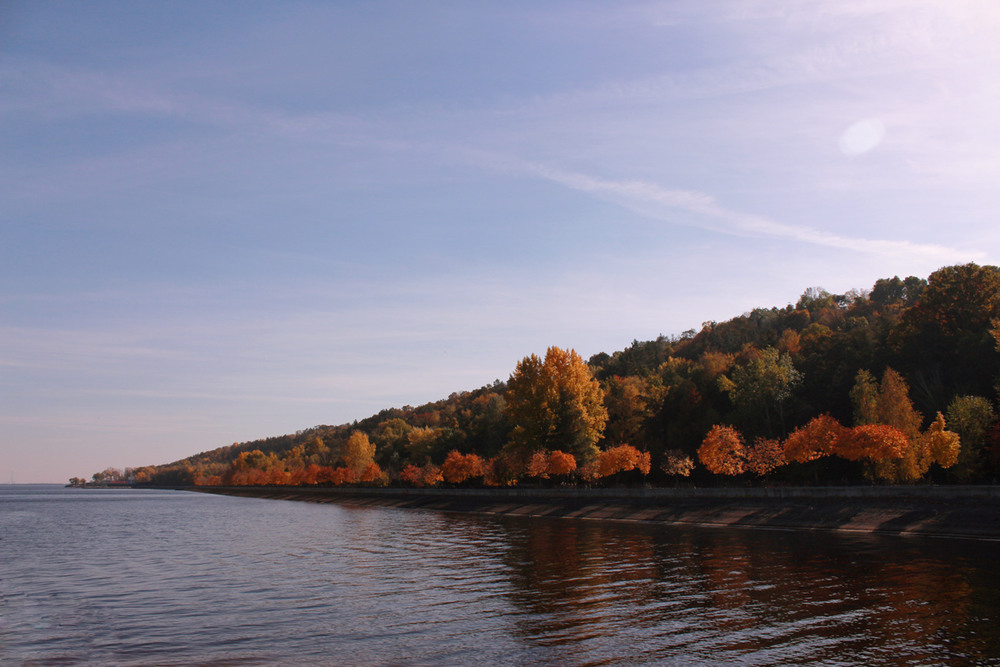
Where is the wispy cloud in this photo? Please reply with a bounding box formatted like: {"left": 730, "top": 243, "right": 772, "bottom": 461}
{"left": 523, "top": 164, "right": 980, "bottom": 263}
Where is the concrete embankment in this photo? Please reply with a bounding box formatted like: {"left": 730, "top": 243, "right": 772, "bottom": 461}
{"left": 191, "top": 485, "right": 1000, "bottom": 541}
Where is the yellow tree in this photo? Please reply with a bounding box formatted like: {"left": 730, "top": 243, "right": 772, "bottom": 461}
{"left": 505, "top": 346, "right": 608, "bottom": 467}
{"left": 854, "top": 368, "right": 927, "bottom": 482}
{"left": 925, "top": 412, "right": 961, "bottom": 470}
{"left": 342, "top": 431, "right": 377, "bottom": 477}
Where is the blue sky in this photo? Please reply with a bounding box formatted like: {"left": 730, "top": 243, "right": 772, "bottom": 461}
{"left": 2, "top": 1, "right": 999, "bottom": 483}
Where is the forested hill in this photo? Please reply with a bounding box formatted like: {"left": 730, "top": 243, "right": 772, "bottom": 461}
{"left": 99, "top": 263, "right": 1000, "bottom": 488}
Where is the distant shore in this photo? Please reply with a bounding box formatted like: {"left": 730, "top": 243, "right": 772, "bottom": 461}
{"left": 190, "top": 485, "right": 1000, "bottom": 541}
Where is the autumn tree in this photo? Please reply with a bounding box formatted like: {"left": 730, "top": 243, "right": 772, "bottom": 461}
{"left": 342, "top": 431, "right": 377, "bottom": 477}
{"left": 925, "top": 412, "right": 961, "bottom": 470}
{"left": 527, "top": 451, "right": 551, "bottom": 479}
{"left": 838, "top": 424, "right": 909, "bottom": 462}
{"left": 596, "top": 444, "right": 651, "bottom": 479}
{"left": 525, "top": 449, "right": 582, "bottom": 480}
{"left": 851, "top": 368, "right": 927, "bottom": 482}
{"left": 400, "top": 461, "right": 443, "bottom": 487}
{"left": 223, "top": 449, "right": 282, "bottom": 485}
{"left": 783, "top": 414, "right": 847, "bottom": 463}
{"left": 546, "top": 450, "right": 578, "bottom": 477}
{"left": 441, "top": 450, "right": 486, "bottom": 484}
{"left": 505, "top": 346, "right": 608, "bottom": 466}
{"left": 660, "top": 450, "right": 695, "bottom": 478}
{"left": 873, "top": 369, "right": 923, "bottom": 438}
{"left": 698, "top": 425, "right": 747, "bottom": 476}
{"left": 745, "top": 437, "right": 786, "bottom": 476}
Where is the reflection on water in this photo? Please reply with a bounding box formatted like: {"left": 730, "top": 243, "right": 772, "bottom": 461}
{"left": 2, "top": 485, "right": 999, "bottom": 665}
{"left": 496, "top": 518, "right": 1000, "bottom": 665}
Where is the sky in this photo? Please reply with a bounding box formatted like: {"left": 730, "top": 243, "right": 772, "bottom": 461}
{"left": 2, "top": 1, "right": 999, "bottom": 483}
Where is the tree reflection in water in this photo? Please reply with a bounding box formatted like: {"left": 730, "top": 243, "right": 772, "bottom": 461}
{"left": 495, "top": 516, "right": 1000, "bottom": 665}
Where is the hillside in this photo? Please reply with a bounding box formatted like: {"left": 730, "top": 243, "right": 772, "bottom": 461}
{"left": 106, "top": 263, "right": 1000, "bottom": 488}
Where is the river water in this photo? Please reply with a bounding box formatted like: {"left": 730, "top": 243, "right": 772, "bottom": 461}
{"left": 2, "top": 485, "right": 999, "bottom": 665}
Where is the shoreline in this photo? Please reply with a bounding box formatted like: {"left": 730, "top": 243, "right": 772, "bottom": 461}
{"left": 190, "top": 485, "right": 1000, "bottom": 541}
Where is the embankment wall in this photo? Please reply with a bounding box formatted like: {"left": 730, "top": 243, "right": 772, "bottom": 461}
{"left": 190, "top": 485, "right": 1000, "bottom": 541}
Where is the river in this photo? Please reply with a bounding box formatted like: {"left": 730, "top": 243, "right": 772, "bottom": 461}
{"left": 2, "top": 484, "right": 999, "bottom": 665}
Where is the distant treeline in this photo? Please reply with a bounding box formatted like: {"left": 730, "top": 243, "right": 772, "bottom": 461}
{"left": 100, "top": 263, "right": 1000, "bottom": 489}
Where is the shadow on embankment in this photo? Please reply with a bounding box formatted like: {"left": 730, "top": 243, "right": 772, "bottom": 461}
{"left": 188, "top": 485, "right": 1000, "bottom": 541}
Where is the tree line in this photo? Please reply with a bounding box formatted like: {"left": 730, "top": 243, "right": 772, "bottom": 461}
{"left": 92, "top": 263, "right": 1000, "bottom": 489}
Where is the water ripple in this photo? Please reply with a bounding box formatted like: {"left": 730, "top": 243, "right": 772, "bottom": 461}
{"left": 4, "top": 487, "right": 1000, "bottom": 665}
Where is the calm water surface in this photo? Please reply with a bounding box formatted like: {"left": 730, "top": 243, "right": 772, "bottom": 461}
{"left": 2, "top": 485, "right": 1000, "bottom": 665}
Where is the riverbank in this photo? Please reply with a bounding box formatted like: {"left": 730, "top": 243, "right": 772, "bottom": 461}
{"left": 191, "top": 485, "right": 1000, "bottom": 541}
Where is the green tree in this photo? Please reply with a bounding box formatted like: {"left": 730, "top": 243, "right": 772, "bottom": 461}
{"left": 946, "top": 395, "right": 996, "bottom": 480}
{"left": 895, "top": 263, "right": 1000, "bottom": 404}
{"left": 372, "top": 418, "right": 412, "bottom": 466}
{"left": 849, "top": 369, "right": 879, "bottom": 426}
{"left": 718, "top": 347, "right": 802, "bottom": 437}
{"left": 304, "top": 436, "right": 330, "bottom": 465}
{"left": 467, "top": 392, "right": 510, "bottom": 457}
{"left": 406, "top": 426, "right": 443, "bottom": 462}
{"left": 603, "top": 375, "right": 659, "bottom": 448}
{"left": 870, "top": 275, "right": 926, "bottom": 308}
{"left": 505, "top": 346, "right": 608, "bottom": 466}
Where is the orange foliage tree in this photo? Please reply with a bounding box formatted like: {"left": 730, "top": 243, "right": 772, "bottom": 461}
{"left": 222, "top": 449, "right": 283, "bottom": 486}
{"left": 527, "top": 451, "right": 551, "bottom": 479}
{"left": 783, "top": 414, "right": 847, "bottom": 463}
{"left": 546, "top": 450, "right": 578, "bottom": 477}
{"left": 597, "top": 444, "right": 651, "bottom": 478}
{"left": 441, "top": 450, "right": 486, "bottom": 484}
{"left": 698, "top": 425, "right": 747, "bottom": 476}
{"left": 526, "top": 450, "right": 580, "bottom": 480}
{"left": 850, "top": 367, "right": 928, "bottom": 482}
{"left": 400, "top": 462, "right": 443, "bottom": 487}
{"left": 746, "top": 437, "right": 786, "bottom": 476}
{"left": 837, "top": 424, "right": 909, "bottom": 462}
